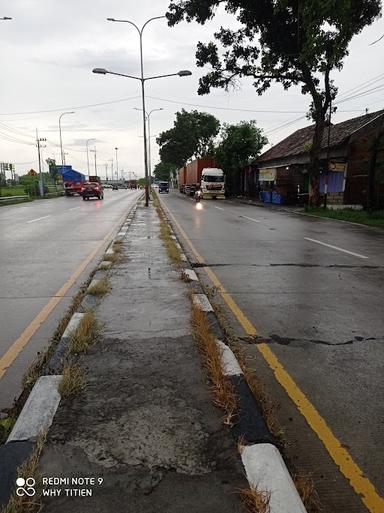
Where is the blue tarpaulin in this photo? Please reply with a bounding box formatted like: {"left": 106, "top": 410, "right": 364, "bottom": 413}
{"left": 57, "top": 166, "right": 85, "bottom": 182}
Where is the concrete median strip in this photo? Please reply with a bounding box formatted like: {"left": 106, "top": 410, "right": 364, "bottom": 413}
{"left": 7, "top": 376, "right": 62, "bottom": 443}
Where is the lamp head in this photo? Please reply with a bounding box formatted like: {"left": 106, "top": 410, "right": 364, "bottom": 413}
{"left": 93, "top": 68, "right": 108, "bottom": 75}
{"left": 178, "top": 70, "right": 192, "bottom": 77}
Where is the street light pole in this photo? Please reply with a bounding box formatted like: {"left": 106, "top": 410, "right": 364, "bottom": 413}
{"left": 134, "top": 107, "right": 163, "bottom": 187}
{"left": 86, "top": 138, "right": 96, "bottom": 177}
{"left": 58, "top": 111, "right": 74, "bottom": 168}
{"left": 115, "top": 147, "right": 119, "bottom": 182}
{"left": 36, "top": 129, "right": 47, "bottom": 197}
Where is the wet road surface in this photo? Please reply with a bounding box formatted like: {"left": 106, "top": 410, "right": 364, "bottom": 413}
{"left": 0, "top": 189, "right": 142, "bottom": 411}
{"left": 160, "top": 190, "right": 384, "bottom": 513}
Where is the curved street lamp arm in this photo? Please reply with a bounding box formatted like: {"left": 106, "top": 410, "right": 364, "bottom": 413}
{"left": 141, "top": 15, "right": 166, "bottom": 34}
{"left": 107, "top": 71, "right": 141, "bottom": 81}
{"left": 145, "top": 72, "right": 181, "bottom": 81}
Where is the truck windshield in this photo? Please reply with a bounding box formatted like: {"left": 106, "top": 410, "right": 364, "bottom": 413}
{"left": 203, "top": 175, "right": 223, "bottom": 182}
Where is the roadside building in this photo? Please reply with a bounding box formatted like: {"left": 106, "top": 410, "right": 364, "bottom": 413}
{"left": 252, "top": 109, "right": 384, "bottom": 206}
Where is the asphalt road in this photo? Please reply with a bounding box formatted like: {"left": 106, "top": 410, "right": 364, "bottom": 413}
{"left": 160, "top": 190, "right": 384, "bottom": 513}
{"left": 0, "top": 189, "right": 142, "bottom": 411}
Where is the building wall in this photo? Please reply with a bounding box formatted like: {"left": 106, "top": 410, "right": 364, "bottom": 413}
{"left": 344, "top": 120, "right": 384, "bottom": 206}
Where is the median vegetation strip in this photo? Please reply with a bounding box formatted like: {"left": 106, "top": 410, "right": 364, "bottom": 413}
{"left": 58, "top": 365, "right": 86, "bottom": 399}
{"left": 68, "top": 311, "right": 101, "bottom": 354}
{"left": 304, "top": 207, "right": 384, "bottom": 228}
{"left": 87, "top": 277, "right": 110, "bottom": 297}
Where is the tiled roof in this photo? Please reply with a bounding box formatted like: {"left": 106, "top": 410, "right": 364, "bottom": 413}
{"left": 258, "top": 109, "right": 384, "bottom": 164}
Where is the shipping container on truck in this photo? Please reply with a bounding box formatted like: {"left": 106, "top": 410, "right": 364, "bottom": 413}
{"left": 178, "top": 165, "right": 187, "bottom": 193}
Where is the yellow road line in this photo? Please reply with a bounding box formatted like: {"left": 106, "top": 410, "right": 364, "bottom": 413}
{"left": 0, "top": 202, "right": 136, "bottom": 381}
{"left": 163, "top": 200, "right": 384, "bottom": 513}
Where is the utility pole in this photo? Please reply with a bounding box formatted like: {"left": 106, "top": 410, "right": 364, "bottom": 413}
{"left": 324, "top": 100, "right": 337, "bottom": 209}
{"left": 105, "top": 163, "right": 108, "bottom": 181}
{"left": 36, "top": 129, "right": 47, "bottom": 197}
{"left": 93, "top": 147, "right": 97, "bottom": 176}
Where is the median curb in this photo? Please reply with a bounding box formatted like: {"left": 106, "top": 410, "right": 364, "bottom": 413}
{"left": 158, "top": 197, "right": 308, "bottom": 513}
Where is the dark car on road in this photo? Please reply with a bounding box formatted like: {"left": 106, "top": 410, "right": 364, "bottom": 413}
{"left": 159, "top": 181, "right": 169, "bottom": 194}
{"left": 81, "top": 181, "right": 104, "bottom": 200}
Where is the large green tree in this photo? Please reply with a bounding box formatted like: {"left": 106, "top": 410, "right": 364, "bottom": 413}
{"left": 167, "top": 0, "right": 382, "bottom": 205}
{"left": 157, "top": 109, "right": 220, "bottom": 167}
{"left": 215, "top": 120, "right": 268, "bottom": 194}
{"left": 153, "top": 161, "right": 178, "bottom": 181}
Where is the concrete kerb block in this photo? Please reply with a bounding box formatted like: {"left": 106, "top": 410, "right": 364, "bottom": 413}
{"left": 46, "top": 312, "right": 85, "bottom": 373}
{"left": 7, "top": 376, "right": 62, "bottom": 443}
{"left": 216, "top": 339, "right": 243, "bottom": 376}
{"left": 241, "top": 444, "right": 308, "bottom": 513}
{"left": 192, "top": 294, "right": 214, "bottom": 312}
{"left": 104, "top": 247, "right": 115, "bottom": 258}
{"left": 182, "top": 269, "right": 198, "bottom": 282}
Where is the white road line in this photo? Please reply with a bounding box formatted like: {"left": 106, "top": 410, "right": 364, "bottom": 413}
{"left": 26, "top": 215, "right": 51, "bottom": 224}
{"left": 214, "top": 206, "right": 225, "bottom": 211}
{"left": 305, "top": 237, "right": 369, "bottom": 259}
{"left": 240, "top": 215, "right": 261, "bottom": 223}
{"left": 68, "top": 207, "right": 81, "bottom": 211}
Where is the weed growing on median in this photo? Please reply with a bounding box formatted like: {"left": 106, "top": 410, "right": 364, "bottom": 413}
{"left": 293, "top": 474, "right": 321, "bottom": 513}
{"left": 58, "top": 365, "right": 86, "bottom": 399}
{"left": 191, "top": 303, "right": 237, "bottom": 425}
{"left": 68, "top": 311, "right": 101, "bottom": 354}
{"left": 155, "top": 205, "right": 182, "bottom": 266}
{"left": 87, "top": 276, "right": 110, "bottom": 297}
{"left": 103, "top": 252, "right": 121, "bottom": 264}
{"left": 238, "top": 486, "right": 271, "bottom": 513}
{"left": 1, "top": 432, "right": 46, "bottom": 513}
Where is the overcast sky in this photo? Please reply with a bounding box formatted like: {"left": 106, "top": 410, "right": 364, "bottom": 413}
{"left": 1, "top": 0, "right": 383, "bottom": 179}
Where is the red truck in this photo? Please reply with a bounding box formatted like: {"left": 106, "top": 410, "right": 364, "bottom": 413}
{"left": 178, "top": 158, "right": 225, "bottom": 199}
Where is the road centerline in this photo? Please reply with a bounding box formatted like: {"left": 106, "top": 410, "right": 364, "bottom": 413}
{"left": 68, "top": 207, "right": 81, "bottom": 211}
{"left": 161, "top": 197, "right": 384, "bottom": 513}
{"left": 214, "top": 206, "right": 225, "bottom": 211}
{"left": 26, "top": 215, "right": 51, "bottom": 224}
{"left": 305, "top": 237, "right": 369, "bottom": 259}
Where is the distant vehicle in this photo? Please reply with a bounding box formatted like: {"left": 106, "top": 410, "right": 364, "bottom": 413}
{"left": 158, "top": 181, "right": 169, "bottom": 194}
{"left": 81, "top": 181, "right": 104, "bottom": 200}
{"left": 128, "top": 179, "right": 138, "bottom": 189}
{"left": 112, "top": 184, "right": 119, "bottom": 190}
{"left": 62, "top": 170, "right": 86, "bottom": 196}
{"left": 178, "top": 158, "right": 225, "bottom": 199}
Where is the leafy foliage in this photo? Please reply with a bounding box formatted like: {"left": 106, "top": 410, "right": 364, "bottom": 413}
{"left": 153, "top": 161, "right": 178, "bottom": 181}
{"left": 156, "top": 109, "right": 220, "bottom": 167}
{"left": 216, "top": 120, "right": 268, "bottom": 172}
{"left": 167, "top": 0, "right": 382, "bottom": 204}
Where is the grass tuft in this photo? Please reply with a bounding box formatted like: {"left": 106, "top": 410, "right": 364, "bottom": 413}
{"left": 1, "top": 432, "right": 46, "bottom": 513}
{"left": 304, "top": 207, "right": 384, "bottom": 228}
{"left": 191, "top": 303, "right": 237, "bottom": 425}
{"left": 58, "top": 365, "right": 86, "bottom": 399}
{"left": 103, "top": 252, "right": 121, "bottom": 264}
{"left": 294, "top": 474, "right": 321, "bottom": 513}
{"left": 87, "top": 276, "right": 110, "bottom": 296}
{"left": 68, "top": 311, "right": 101, "bottom": 354}
{"left": 238, "top": 486, "right": 271, "bottom": 513}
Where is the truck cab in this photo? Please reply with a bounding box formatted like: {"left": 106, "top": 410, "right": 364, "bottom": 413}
{"left": 201, "top": 168, "right": 225, "bottom": 199}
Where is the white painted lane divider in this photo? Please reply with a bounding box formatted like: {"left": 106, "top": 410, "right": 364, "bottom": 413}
{"left": 240, "top": 215, "right": 261, "bottom": 223}
{"left": 68, "top": 206, "right": 81, "bottom": 211}
{"left": 305, "top": 237, "right": 369, "bottom": 259}
{"left": 214, "top": 206, "right": 225, "bottom": 211}
{"left": 26, "top": 215, "right": 51, "bottom": 224}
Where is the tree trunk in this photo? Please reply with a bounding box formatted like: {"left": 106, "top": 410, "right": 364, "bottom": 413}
{"left": 308, "top": 113, "right": 326, "bottom": 207}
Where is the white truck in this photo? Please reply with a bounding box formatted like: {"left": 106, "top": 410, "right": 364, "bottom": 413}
{"left": 200, "top": 167, "right": 225, "bottom": 199}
